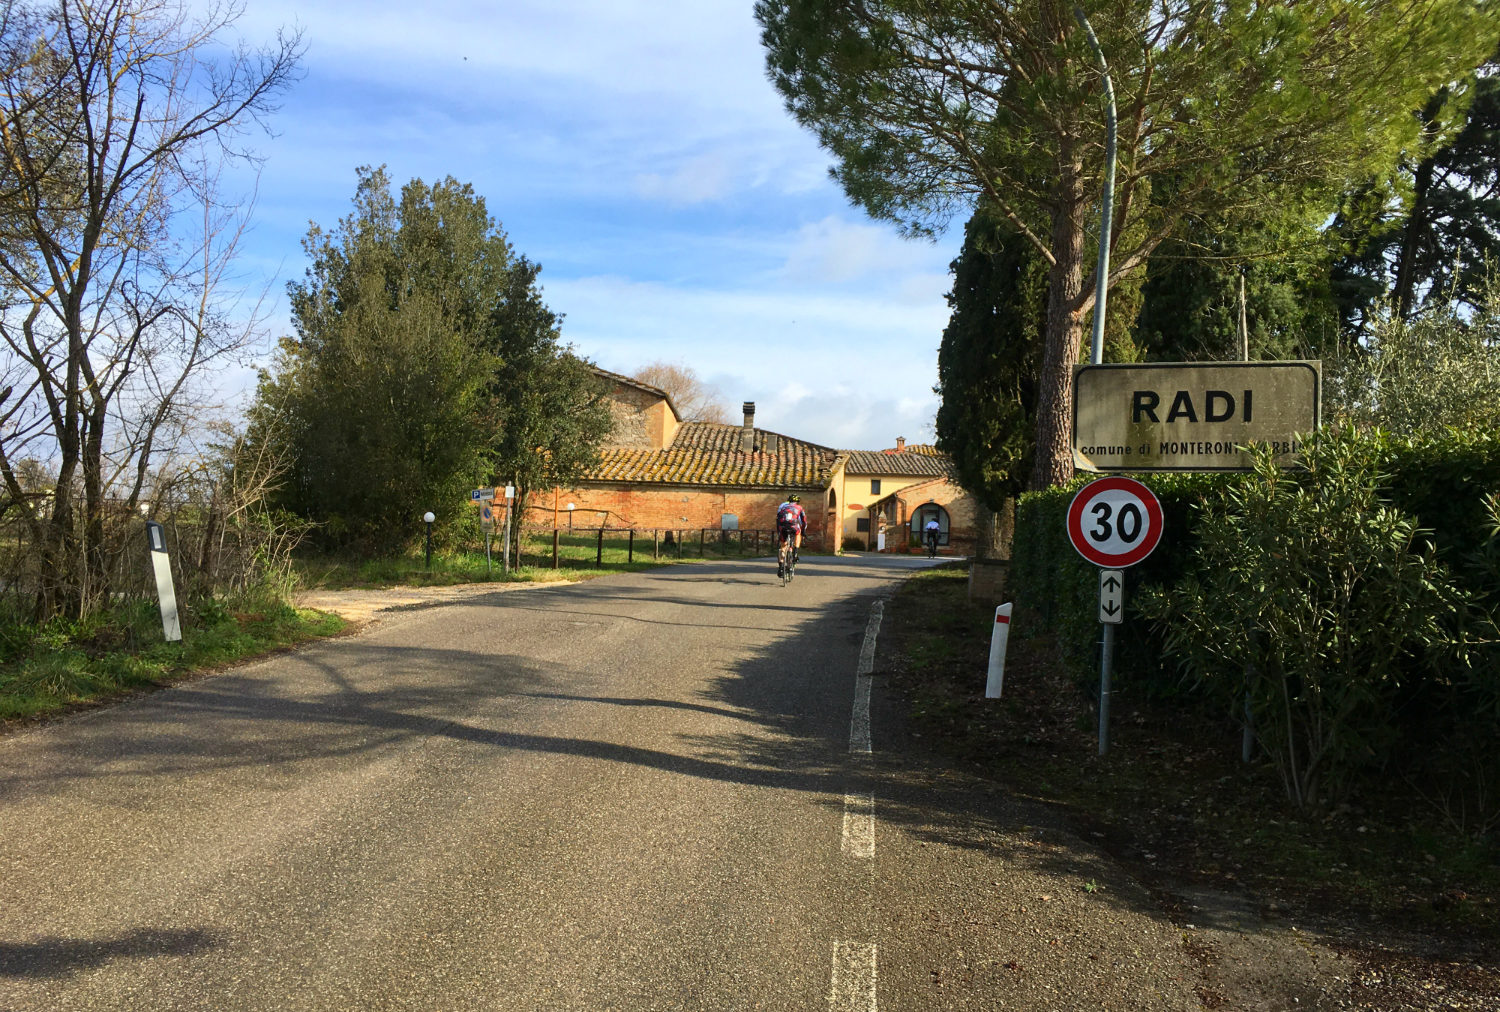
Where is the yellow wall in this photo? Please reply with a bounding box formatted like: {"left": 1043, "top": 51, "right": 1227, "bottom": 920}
{"left": 834, "top": 470, "right": 939, "bottom": 543}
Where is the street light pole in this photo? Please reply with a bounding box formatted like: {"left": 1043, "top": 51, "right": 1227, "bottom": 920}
{"left": 1075, "top": 4, "right": 1120, "bottom": 758}
{"left": 423, "top": 511, "right": 435, "bottom": 572}
{"left": 1073, "top": 4, "right": 1117, "bottom": 368}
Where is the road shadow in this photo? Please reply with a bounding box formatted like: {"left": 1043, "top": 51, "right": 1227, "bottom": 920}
{"left": 0, "top": 927, "right": 222, "bottom": 979}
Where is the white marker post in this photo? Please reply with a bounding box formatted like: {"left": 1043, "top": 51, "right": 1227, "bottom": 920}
{"left": 145, "top": 521, "right": 181, "bottom": 642}
{"left": 985, "top": 603, "right": 1012, "bottom": 698}
{"left": 503, "top": 483, "right": 516, "bottom": 574}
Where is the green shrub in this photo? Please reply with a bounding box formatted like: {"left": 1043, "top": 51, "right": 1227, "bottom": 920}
{"left": 1010, "top": 471, "right": 1231, "bottom": 694}
{"left": 842, "top": 536, "right": 867, "bottom": 552}
{"left": 1138, "top": 429, "right": 1466, "bottom": 809}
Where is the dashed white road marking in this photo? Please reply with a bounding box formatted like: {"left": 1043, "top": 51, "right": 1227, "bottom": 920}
{"left": 850, "top": 677, "right": 872, "bottom": 754}
{"left": 841, "top": 793, "right": 875, "bottom": 859}
{"left": 850, "top": 599, "right": 883, "bottom": 754}
{"left": 828, "top": 940, "right": 878, "bottom": 1011}
{"left": 831, "top": 600, "right": 885, "bottom": 1010}
{"left": 857, "top": 599, "right": 883, "bottom": 677}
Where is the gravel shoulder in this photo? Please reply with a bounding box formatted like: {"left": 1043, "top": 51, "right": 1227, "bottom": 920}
{"left": 294, "top": 579, "right": 575, "bottom": 626}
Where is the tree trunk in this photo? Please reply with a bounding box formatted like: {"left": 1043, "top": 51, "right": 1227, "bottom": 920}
{"left": 972, "top": 498, "right": 1016, "bottom": 561}
{"left": 1392, "top": 152, "right": 1435, "bottom": 320}
{"left": 1029, "top": 189, "right": 1088, "bottom": 490}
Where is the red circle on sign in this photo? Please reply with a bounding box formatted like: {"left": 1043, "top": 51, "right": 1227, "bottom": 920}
{"left": 1066, "top": 476, "right": 1164, "bottom": 567}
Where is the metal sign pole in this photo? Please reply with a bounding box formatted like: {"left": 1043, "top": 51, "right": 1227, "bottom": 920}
{"left": 1097, "top": 567, "right": 1123, "bottom": 756}
{"left": 1099, "top": 621, "right": 1115, "bottom": 756}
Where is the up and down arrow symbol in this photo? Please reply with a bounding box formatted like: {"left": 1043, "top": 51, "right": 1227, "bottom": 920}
{"left": 1099, "top": 569, "right": 1124, "bottom": 625}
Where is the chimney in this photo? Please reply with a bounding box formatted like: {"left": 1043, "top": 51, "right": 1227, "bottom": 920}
{"left": 896, "top": 436, "right": 906, "bottom": 451}
{"left": 741, "top": 402, "right": 756, "bottom": 452}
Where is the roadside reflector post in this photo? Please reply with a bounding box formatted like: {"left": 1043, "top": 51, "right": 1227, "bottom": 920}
{"left": 144, "top": 521, "right": 182, "bottom": 643}
{"left": 985, "top": 603, "right": 1012, "bottom": 698}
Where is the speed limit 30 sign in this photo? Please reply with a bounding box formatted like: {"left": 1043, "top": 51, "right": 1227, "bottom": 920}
{"left": 1066, "top": 476, "right": 1164, "bottom": 568}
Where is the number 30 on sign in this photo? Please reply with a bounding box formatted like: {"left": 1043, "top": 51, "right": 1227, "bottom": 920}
{"left": 1066, "top": 476, "right": 1164, "bottom": 568}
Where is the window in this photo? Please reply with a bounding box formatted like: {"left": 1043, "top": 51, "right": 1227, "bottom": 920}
{"left": 870, "top": 479, "right": 881, "bottom": 495}
{"left": 855, "top": 518, "right": 870, "bottom": 532}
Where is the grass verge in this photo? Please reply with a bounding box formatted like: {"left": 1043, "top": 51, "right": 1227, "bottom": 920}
{"left": 880, "top": 565, "right": 1500, "bottom": 991}
{"left": 0, "top": 598, "right": 346, "bottom": 724}
{"left": 293, "top": 539, "right": 792, "bottom": 590}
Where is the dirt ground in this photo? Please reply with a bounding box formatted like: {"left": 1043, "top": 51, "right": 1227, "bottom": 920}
{"left": 877, "top": 571, "right": 1500, "bottom": 1011}
{"left": 294, "top": 579, "right": 570, "bottom": 626}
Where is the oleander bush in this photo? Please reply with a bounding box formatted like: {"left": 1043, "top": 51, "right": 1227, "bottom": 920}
{"left": 1011, "top": 425, "right": 1500, "bottom": 819}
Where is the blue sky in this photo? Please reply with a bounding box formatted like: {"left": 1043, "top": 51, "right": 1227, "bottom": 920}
{"left": 221, "top": 0, "right": 963, "bottom": 450}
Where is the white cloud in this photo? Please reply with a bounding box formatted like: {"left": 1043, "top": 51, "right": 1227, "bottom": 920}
{"left": 634, "top": 153, "right": 734, "bottom": 206}
{"left": 779, "top": 216, "right": 952, "bottom": 294}
{"left": 543, "top": 274, "right": 948, "bottom": 449}
{"left": 192, "top": 1, "right": 965, "bottom": 453}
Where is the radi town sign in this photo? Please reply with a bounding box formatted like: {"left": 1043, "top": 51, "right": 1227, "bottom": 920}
{"left": 1072, "top": 361, "right": 1321, "bottom": 472}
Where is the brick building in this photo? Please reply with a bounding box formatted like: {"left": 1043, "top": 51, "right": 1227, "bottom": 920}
{"left": 863, "top": 473, "right": 979, "bottom": 555}
{"left": 541, "top": 371, "right": 840, "bottom": 546}
{"left": 535, "top": 370, "right": 977, "bottom": 555}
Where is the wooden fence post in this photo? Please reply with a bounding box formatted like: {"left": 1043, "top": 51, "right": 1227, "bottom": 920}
{"left": 552, "top": 526, "right": 559, "bottom": 569}
{"left": 596, "top": 526, "right": 604, "bottom": 567}
{"left": 653, "top": 529, "right": 659, "bottom": 560}
{"left": 628, "top": 530, "right": 634, "bottom": 563}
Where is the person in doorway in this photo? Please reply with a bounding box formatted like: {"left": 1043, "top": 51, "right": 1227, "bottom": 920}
{"left": 776, "top": 494, "right": 807, "bottom": 562}
{"left": 924, "top": 516, "right": 941, "bottom": 557}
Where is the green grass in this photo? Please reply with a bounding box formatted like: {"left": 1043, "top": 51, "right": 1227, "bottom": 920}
{"left": 0, "top": 597, "right": 346, "bottom": 723}
{"left": 295, "top": 533, "right": 782, "bottom": 591}
{"left": 881, "top": 564, "right": 1500, "bottom": 946}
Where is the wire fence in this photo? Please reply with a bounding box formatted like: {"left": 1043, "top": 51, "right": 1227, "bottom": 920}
{"left": 498, "top": 525, "right": 824, "bottom": 570}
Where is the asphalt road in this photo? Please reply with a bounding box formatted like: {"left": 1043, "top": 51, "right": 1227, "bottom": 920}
{"left": 0, "top": 555, "right": 1215, "bottom": 1011}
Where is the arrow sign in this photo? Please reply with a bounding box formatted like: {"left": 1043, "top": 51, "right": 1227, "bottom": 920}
{"left": 1099, "top": 569, "right": 1124, "bottom": 625}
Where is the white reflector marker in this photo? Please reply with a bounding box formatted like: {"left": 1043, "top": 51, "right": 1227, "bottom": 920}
{"left": 985, "top": 603, "right": 1012, "bottom": 698}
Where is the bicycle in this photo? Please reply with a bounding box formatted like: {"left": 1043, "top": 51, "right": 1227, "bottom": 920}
{"left": 925, "top": 530, "right": 940, "bottom": 558}
{"left": 777, "top": 530, "right": 797, "bottom": 585}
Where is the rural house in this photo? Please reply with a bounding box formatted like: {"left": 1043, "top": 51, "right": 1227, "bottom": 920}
{"left": 542, "top": 370, "right": 840, "bottom": 546}
{"left": 539, "top": 370, "right": 977, "bottom": 555}
{"left": 829, "top": 440, "right": 976, "bottom": 554}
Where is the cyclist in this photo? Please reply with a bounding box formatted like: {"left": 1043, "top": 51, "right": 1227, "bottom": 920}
{"left": 776, "top": 494, "right": 807, "bottom": 567}
{"left": 924, "top": 516, "right": 941, "bottom": 557}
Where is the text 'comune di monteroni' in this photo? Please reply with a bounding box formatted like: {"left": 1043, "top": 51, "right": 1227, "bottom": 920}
{"left": 1079, "top": 439, "right": 1307, "bottom": 457}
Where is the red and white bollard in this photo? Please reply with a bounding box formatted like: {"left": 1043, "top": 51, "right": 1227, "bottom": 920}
{"left": 985, "top": 603, "right": 1012, "bottom": 698}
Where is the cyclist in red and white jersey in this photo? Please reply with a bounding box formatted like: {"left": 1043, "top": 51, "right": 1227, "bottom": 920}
{"left": 775, "top": 494, "right": 807, "bottom": 563}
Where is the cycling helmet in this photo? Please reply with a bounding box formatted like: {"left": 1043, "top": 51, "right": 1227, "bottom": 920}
{"left": 787, "top": 494, "right": 801, "bottom": 503}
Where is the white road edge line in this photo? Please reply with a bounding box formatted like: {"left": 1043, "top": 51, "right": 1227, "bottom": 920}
{"left": 841, "top": 793, "right": 875, "bottom": 859}
{"left": 850, "top": 599, "right": 883, "bottom": 754}
{"left": 829, "top": 940, "right": 878, "bottom": 1012}
{"left": 857, "top": 599, "right": 883, "bottom": 677}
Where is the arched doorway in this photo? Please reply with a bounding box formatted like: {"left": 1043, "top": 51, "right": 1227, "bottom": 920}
{"left": 827, "top": 487, "right": 839, "bottom": 552}
{"left": 909, "top": 502, "right": 950, "bottom": 546}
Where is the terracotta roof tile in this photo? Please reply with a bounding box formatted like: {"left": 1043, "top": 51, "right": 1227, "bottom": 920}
{"left": 581, "top": 422, "right": 836, "bottom": 488}
{"left": 842, "top": 449, "right": 956, "bottom": 478}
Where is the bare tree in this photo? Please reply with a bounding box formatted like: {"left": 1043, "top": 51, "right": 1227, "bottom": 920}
{"left": 0, "top": 0, "right": 301, "bottom": 619}
{"left": 633, "top": 360, "right": 731, "bottom": 424}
